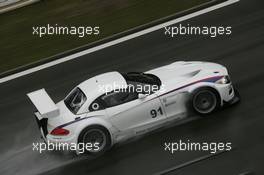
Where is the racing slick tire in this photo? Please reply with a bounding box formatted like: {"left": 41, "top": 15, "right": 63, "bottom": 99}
{"left": 192, "top": 87, "right": 220, "bottom": 115}
{"left": 78, "top": 125, "right": 111, "bottom": 156}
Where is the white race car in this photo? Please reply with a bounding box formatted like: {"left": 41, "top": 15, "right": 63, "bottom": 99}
{"left": 27, "top": 61, "right": 239, "bottom": 155}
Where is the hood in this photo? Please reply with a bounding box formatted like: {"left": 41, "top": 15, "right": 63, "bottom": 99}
{"left": 146, "top": 61, "right": 227, "bottom": 85}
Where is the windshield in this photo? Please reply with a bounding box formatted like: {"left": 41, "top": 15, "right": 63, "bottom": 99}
{"left": 64, "top": 88, "right": 87, "bottom": 114}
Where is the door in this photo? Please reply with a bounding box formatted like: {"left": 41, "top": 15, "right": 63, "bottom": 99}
{"left": 102, "top": 91, "right": 166, "bottom": 132}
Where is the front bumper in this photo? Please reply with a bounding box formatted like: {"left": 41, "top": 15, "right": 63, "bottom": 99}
{"left": 223, "top": 88, "right": 240, "bottom": 106}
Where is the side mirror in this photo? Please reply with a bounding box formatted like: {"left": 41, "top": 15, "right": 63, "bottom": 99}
{"left": 138, "top": 93, "right": 148, "bottom": 99}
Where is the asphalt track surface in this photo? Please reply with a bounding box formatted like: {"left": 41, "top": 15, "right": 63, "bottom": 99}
{"left": 0, "top": 0, "right": 264, "bottom": 174}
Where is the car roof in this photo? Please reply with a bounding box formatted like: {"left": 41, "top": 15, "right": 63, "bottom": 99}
{"left": 78, "top": 71, "right": 127, "bottom": 105}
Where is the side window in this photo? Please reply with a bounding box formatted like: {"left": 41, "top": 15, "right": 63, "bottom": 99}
{"left": 102, "top": 91, "right": 138, "bottom": 108}
{"left": 89, "top": 98, "right": 105, "bottom": 112}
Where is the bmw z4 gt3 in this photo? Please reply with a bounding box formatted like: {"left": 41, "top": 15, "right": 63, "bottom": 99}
{"left": 27, "top": 61, "right": 240, "bottom": 155}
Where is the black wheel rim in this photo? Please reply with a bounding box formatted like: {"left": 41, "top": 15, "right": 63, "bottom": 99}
{"left": 193, "top": 90, "right": 217, "bottom": 114}
{"left": 83, "top": 129, "right": 107, "bottom": 153}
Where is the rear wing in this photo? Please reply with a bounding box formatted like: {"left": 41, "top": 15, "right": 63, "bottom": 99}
{"left": 27, "top": 89, "right": 59, "bottom": 119}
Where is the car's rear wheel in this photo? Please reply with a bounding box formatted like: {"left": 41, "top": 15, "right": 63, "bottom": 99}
{"left": 78, "top": 125, "right": 111, "bottom": 156}
{"left": 192, "top": 87, "right": 220, "bottom": 115}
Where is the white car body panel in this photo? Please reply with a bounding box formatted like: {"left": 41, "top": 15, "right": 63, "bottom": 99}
{"left": 158, "top": 91, "right": 189, "bottom": 119}
{"left": 27, "top": 61, "right": 238, "bottom": 152}
{"left": 107, "top": 93, "right": 164, "bottom": 131}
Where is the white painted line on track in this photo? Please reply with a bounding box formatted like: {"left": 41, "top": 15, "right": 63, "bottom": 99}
{"left": 153, "top": 149, "right": 233, "bottom": 175}
{"left": 0, "top": 0, "right": 239, "bottom": 84}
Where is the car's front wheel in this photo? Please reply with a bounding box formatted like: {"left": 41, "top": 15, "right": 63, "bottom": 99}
{"left": 192, "top": 87, "right": 220, "bottom": 115}
{"left": 78, "top": 125, "right": 111, "bottom": 156}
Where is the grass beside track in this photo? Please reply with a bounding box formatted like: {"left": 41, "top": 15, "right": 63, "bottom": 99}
{"left": 0, "top": 0, "right": 210, "bottom": 73}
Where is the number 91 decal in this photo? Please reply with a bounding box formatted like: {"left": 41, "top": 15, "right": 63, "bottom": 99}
{"left": 150, "top": 107, "right": 163, "bottom": 118}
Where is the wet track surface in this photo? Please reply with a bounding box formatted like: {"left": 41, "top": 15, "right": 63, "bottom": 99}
{"left": 0, "top": 0, "right": 264, "bottom": 174}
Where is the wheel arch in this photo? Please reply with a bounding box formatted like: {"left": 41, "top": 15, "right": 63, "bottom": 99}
{"left": 187, "top": 83, "right": 222, "bottom": 112}
{"left": 75, "top": 117, "right": 115, "bottom": 146}
{"left": 187, "top": 83, "right": 222, "bottom": 103}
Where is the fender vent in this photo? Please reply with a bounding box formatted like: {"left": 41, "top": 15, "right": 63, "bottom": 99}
{"left": 182, "top": 70, "right": 201, "bottom": 77}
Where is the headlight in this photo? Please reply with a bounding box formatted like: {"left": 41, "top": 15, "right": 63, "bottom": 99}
{"left": 216, "top": 76, "right": 231, "bottom": 84}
